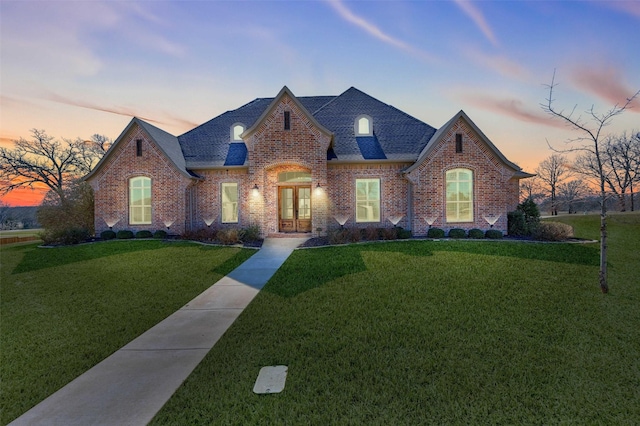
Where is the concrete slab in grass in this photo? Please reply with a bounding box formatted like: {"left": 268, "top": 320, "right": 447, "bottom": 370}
{"left": 253, "top": 365, "right": 288, "bottom": 394}
{"left": 184, "top": 280, "right": 260, "bottom": 309}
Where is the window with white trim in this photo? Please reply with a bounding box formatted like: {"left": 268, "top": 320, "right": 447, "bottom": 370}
{"left": 221, "top": 182, "right": 239, "bottom": 223}
{"left": 355, "top": 115, "right": 373, "bottom": 136}
{"left": 356, "top": 178, "right": 380, "bottom": 222}
{"left": 446, "top": 168, "right": 473, "bottom": 222}
{"left": 129, "top": 176, "right": 151, "bottom": 224}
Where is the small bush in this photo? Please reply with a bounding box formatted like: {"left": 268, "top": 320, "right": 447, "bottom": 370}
{"left": 40, "top": 227, "right": 90, "bottom": 245}
{"left": 364, "top": 226, "right": 380, "bottom": 241}
{"left": 242, "top": 225, "right": 261, "bottom": 242}
{"left": 182, "top": 228, "right": 216, "bottom": 242}
{"left": 468, "top": 228, "right": 484, "bottom": 239}
{"left": 328, "top": 229, "right": 350, "bottom": 245}
{"left": 217, "top": 228, "right": 243, "bottom": 245}
{"left": 398, "top": 228, "right": 412, "bottom": 239}
{"left": 100, "top": 230, "right": 116, "bottom": 240}
{"left": 485, "top": 229, "right": 503, "bottom": 239}
{"left": 533, "top": 222, "right": 574, "bottom": 241}
{"left": 381, "top": 227, "right": 398, "bottom": 240}
{"left": 116, "top": 230, "right": 134, "bottom": 239}
{"left": 448, "top": 228, "right": 466, "bottom": 239}
{"left": 427, "top": 227, "right": 445, "bottom": 238}
{"left": 135, "top": 230, "right": 153, "bottom": 239}
{"left": 153, "top": 230, "right": 168, "bottom": 239}
{"left": 348, "top": 228, "right": 362, "bottom": 243}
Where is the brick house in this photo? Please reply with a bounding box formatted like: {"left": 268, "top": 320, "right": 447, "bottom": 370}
{"left": 85, "top": 86, "right": 533, "bottom": 237}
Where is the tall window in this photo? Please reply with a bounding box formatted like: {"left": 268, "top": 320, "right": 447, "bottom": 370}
{"left": 129, "top": 177, "right": 151, "bottom": 224}
{"left": 446, "top": 169, "right": 473, "bottom": 222}
{"left": 356, "top": 178, "right": 380, "bottom": 222}
{"left": 221, "top": 182, "right": 239, "bottom": 223}
{"left": 284, "top": 111, "right": 291, "bottom": 130}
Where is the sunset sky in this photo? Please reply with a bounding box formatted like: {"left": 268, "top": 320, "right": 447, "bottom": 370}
{"left": 1, "top": 0, "right": 639, "bottom": 206}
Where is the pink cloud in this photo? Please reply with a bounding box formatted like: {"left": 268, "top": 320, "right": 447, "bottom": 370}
{"left": 453, "top": 0, "right": 499, "bottom": 47}
{"left": 570, "top": 66, "right": 640, "bottom": 112}
{"left": 600, "top": 0, "right": 640, "bottom": 19}
{"left": 463, "top": 49, "right": 531, "bottom": 81}
{"left": 461, "top": 94, "right": 568, "bottom": 129}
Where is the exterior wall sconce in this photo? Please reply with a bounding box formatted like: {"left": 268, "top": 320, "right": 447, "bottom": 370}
{"left": 316, "top": 183, "right": 321, "bottom": 188}
{"left": 252, "top": 184, "right": 260, "bottom": 197}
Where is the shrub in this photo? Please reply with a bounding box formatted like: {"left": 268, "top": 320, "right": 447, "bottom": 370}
{"left": 485, "top": 229, "right": 503, "bottom": 239}
{"left": 468, "top": 228, "right": 484, "bottom": 239}
{"left": 153, "top": 230, "right": 168, "bottom": 239}
{"left": 348, "top": 228, "right": 362, "bottom": 243}
{"left": 381, "top": 227, "right": 398, "bottom": 240}
{"left": 508, "top": 210, "right": 527, "bottom": 236}
{"left": 40, "top": 227, "right": 90, "bottom": 245}
{"left": 116, "top": 230, "right": 134, "bottom": 239}
{"left": 328, "top": 229, "right": 349, "bottom": 245}
{"left": 364, "top": 226, "right": 380, "bottom": 241}
{"left": 100, "top": 230, "right": 116, "bottom": 240}
{"left": 182, "top": 228, "right": 216, "bottom": 242}
{"left": 397, "top": 228, "right": 412, "bottom": 239}
{"left": 533, "top": 222, "right": 574, "bottom": 241}
{"left": 427, "top": 227, "right": 445, "bottom": 238}
{"left": 448, "top": 228, "right": 466, "bottom": 239}
{"left": 217, "top": 228, "right": 243, "bottom": 245}
{"left": 135, "top": 230, "right": 153, "bottom": 239}
{"left": 242, "top": 225, "right": 261, "bottom": 242}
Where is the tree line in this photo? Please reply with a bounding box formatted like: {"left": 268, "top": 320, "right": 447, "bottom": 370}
{"left": 524, "top": 131, "right": 640, "bottom": 215}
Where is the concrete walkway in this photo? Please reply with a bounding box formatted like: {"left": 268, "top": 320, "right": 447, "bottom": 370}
{"left": 10, "top": 238, "right": 307, "bottom": 426}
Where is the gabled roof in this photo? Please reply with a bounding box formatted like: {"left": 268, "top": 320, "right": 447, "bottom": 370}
{"left": 177, "top": 86, "right": 438, "bottom": 167}
{"left": 405, "top": 110, "right": 534, "bottom": 178}
{"left": 84, "top": 117, "right": 195, "bottom": 181}
{"left": 242, "top": 86, "right": 333, "bottom": 140}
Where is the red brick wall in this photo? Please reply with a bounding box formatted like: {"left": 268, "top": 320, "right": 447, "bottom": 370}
{"left": 87, "top": 124, "right": 193, "bottom": 235}
{"left": 407, "top": 117, "right": 520, "bottom": 235}
{"left": 245, "top": 93, "right": 330, "bottom": 236}
{"left": 327, "top": 162, "right": 411, "bottom": 230}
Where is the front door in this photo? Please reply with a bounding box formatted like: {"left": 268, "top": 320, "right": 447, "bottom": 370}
{"left": 279, "top": 186, "right": 311, "bottom": 232}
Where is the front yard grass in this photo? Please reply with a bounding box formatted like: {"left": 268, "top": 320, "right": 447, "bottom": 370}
{"left": 0, "top": 240, "right": 255, "bottom": 425}
{"left": 151, "top": 213, "right": 640, "bottom": 424}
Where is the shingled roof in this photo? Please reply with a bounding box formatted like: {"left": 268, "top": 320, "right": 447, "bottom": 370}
{"left": 177, "top": 87, "right": 437, "bottom": 168}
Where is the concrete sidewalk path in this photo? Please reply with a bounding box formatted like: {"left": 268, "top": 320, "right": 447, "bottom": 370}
{"left": 10, "top": 237, "right": 307, "bottom": 426}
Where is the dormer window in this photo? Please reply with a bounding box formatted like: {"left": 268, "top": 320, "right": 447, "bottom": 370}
{"left": 231, "top": 123, "right": 245, "bottom": 141}
{"left": 355, "top": 115, "right": 372, "bottom": 136}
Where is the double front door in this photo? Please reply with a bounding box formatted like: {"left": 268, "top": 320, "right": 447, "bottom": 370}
{"left": 279, "top": 186, "right": 311, "bottom": 233}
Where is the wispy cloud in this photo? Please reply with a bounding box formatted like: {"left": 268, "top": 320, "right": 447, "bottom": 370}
{"left": 600, "top": 0, "right": 640, "bottom": 19}
{"left": 570, "top": 66, "right": 640, "bottom": 112}
{"left": 325, "top": 0, "right": 437, "bottom": 62}
{"left": 453, "top": 0, "right": 499, "bottom": 47}
{"left": 44, "top": 91, "right": 197, "bottom": 130}
{"left": 463, "top": 49, "right": 531, "bottom": 81}
{"left": 461, "top": 93, "right": 568, "bottom": 129}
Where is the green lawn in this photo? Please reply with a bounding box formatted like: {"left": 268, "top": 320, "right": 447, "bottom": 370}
{"left": 0, "top": 241, "right": 255, "bottom": 425}
{"left": 151, "top": 213, "right": 640, "bottom": 425}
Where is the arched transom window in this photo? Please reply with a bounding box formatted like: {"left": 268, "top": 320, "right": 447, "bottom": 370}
{"left": 355, "top": 115, "right": 373, "bottom": 136}
{"left": 231, "top": 123, "right": 245, "bottom": 141}
{"left": 446, "top": 168, "right": 473, "bottom": 222}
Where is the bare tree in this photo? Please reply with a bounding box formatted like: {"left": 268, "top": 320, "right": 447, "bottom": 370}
{"left": 535, "top": 154, "right": 572, "bottom": 215}
{"left": 558, "top": 179, "right": 585, "bottom": 214}
{"left": 575, "top": 131, "right": 640, "bottom": 212}
{"left": 0, "top": 130, "right": 109, "bottom": 202}
{"left": 542, "top": 71, "right": 639, "bottom": 293}
{"left": 519, "top": 175, "right": 544, "bottom": 203}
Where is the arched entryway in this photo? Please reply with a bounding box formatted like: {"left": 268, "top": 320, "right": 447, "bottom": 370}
{"left": 277, "top": 171, "right": 312, "bottom": 232}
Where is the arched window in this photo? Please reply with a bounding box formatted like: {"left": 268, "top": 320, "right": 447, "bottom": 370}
{"left": 446, "top": 169, "right": 473, "bottom": 222}
{"left": 129, "top": 176, "right": 151, "bottom": 224}
{"left": 355, "top": 115, "right": 372, "bottom": 136}
{"left": 231, "top": 123, "right": 245, "bottom": 141}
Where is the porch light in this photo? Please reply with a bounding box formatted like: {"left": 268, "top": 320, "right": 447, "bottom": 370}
{"left": 316, "top": 183, "right": 321, "bottom": 188}
{"left": 252, "top": 184, "right": 260, "bottom": 197}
